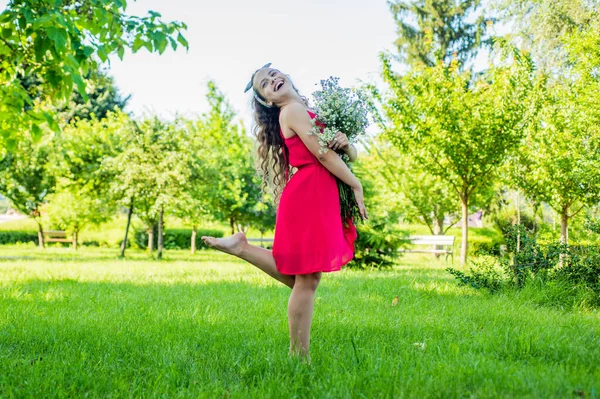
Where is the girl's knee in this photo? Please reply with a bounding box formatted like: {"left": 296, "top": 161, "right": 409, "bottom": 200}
{"left": 296, "top": 272, "right": 321, "bottom": 291}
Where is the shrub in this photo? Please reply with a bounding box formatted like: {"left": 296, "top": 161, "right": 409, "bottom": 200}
{"left": 134, "top": 228, "right": 224, "bottom": 250}
{"left": 447, "top": 255, "right": 504, "bottom": 292}
{"left": 554, "top": 246, "right": 600, "bottom": 296}
{"left": 447, "top": 224, "right": 600, "bottom": 309}
{"left": 0, "top": 230, "right": 38, "bottom": 245}
{"left": 469, "top": 235, "right": 504, "bottom": 256}
{"left": 349, "top": 222, "right": 408, "bottom": 269}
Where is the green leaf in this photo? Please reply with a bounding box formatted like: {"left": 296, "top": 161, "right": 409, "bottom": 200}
{"left": 31, "top": 124, "right": 42, "bottom": 141}
{"left": 177, "top": 33, "right": 188, "bottom": 48}
{"left": 33, "top": 15, "right": 54, "bottom": 29}
{"left": 72, "top": 74, "right": 89, "bottom": 102}
{"left": 117, "top": 45, "right": 125, "bottom": 60}
{"left": 34, "top": 35, "right": 50, "bottom": 62}
{"left": 5, "top": 138, "right": 17, "bottom": 151}
{"left": 132, "top": 37, "right": 143, "bottom": 52}
{"left": 97, "top": 46, "right": 108, "bottom": 62}
{"left": 47, "top": 27, "right": 68, "bottom": 53}
{"left": 83, "top": 46, "right": 94, "bottom": 57}
{"left": 43, "top": 112, "right": 60, "bottom": 133}
{"left": 154, "top": 32, "right": 167, "bottom": 54}
{"left": 168, "top": 36, "right": 177, "bottom": 51}
{"left": 1, "top": 27, "right": 13, "bottom": 39}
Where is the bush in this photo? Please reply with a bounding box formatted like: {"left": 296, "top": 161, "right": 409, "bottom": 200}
{"left": 0, "top": 230, "right": 38, "bottom": 245}
{"left": 134, "top": 228, "right": 224, "bottom": 250}
{"left": 469, "top": 235, "right": 504, "bottom": 256}
{"left": 492, "top": 208, "right": 537, "bottom": 237}
{"left": 348, "top": 222, "right": 408, "bottom": 269}
{"left": 447, "top": 255, "right": 504, "bottom": 292}
{"left": 554, "top": 246, "right": 600, "bottom": 296}
{"left": 447, "top": 224, "right": 600, "bottom": 309}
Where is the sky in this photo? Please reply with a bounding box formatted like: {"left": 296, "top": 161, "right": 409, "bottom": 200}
{"left": 104, "top": 0, "right": 399, "bottom": 130}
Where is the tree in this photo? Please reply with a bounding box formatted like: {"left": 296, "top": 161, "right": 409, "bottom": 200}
{"left": 105, "top": 116, "right": 190, "bottom": 259}
{"left": 359, "top": 135, "right": 460, "bottom": 235}
{"left": 189, "top": 82, "right": 262, "bottom": 235}
{"left": 0, "top": 0, "right": 188, "bottom": 149}
{"left": 56, "top": 111, "right": 133, "bottom": 254}
{"left": 56, "top": 68, "right": 130, "bottom": 123}
{"left": 508, "top": 39, "right": 600, "bottom": 243}
{"left": 247, "top": 193, "right": 277, "bottom": 239}
{"left": 494, "top": 0, "right": 598, "bottom": 68}
{"left": 0, "top": 133, "right": 56, "bottom": 247}
{"left": 388, "top": 0, "right": 491, "bottom": 67}
{"left": 379, "top": 49, "right": 537, "bottom": 264}
{"left": 45, "top": 188, "right": 111, "bottom": 249}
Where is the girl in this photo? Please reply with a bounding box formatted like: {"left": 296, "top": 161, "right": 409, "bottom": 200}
{"left": 202, "top": 64, "right": 368, "bottom": 361}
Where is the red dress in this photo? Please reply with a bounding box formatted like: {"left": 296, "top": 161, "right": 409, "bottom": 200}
{"left": 272, "top": 110, "right": 357, "bottom": 275}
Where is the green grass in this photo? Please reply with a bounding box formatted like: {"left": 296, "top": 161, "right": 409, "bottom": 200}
{"left": 1, "top": 246, "right": 599, "bottom": 398}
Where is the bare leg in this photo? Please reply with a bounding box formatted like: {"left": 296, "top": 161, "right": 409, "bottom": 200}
{"left": 288, "top": 272, "right": 321, "bottom": 361}
{"left": 201, "top": 232, "right": 295, "bottom": 289}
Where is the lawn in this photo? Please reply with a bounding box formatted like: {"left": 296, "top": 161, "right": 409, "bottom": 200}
{"left": 1, "top": 245, "right": 598, "bottom": 398}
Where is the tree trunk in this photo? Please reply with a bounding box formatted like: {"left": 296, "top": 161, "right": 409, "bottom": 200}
{"left": 560, "top": 210, "right": 569, "bottom": 245}
{"left": 434, "top": 217, "right": 444, "bottom": 235}
{"left": 158, "top": 208, "right": 164, "bottom": 260}
{"left": 230, "top": 217, "right": 235, "bottom": 235}
{"left": 147, "top": 227, "right": 154, "bottom": 252}
{"left": 37, "top": 222, "right": 45, "bottom": 249}
{"left": 73, "top": 231, "right": 77, "bottom": 250}
{"left": 433, "top": 212, "right": 444, "bottom": 257}
{"left": 559, "top": 208, "right": 569, "bottom": 267}
{"left": 516, "top": 191, "right": 521, "bottom": 252}
{"left": 191, "top": 225, "right": 197, "bottom": 254}
{"left": 120, "top": 200, "right": 134, "bottom": 258}
{"left": 532, "top": 201, "right": 540, "bottom": 233}
{"left": 460, "top": 195, "right": 469, "bottom": 265}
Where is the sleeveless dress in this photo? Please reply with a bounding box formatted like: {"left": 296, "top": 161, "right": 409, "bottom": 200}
{"left": 272, "top": 110, "right": 358, "bottom": 275}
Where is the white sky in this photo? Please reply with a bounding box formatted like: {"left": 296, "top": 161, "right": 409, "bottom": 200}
{"left": 0, "top": 0, "right": 498, "bottom": 131}
{"left": 105, "top": 0, "right": 398, "bottom": 130}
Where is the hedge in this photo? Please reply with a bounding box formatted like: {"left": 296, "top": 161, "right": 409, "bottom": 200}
{"left": 134, "top": 228, "right": 225, "bottom": 250}
{"left": 0, "top": 231, "right": 38, "bottom": 245}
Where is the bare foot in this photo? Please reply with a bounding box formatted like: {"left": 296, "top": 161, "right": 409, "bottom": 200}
{"left": 288, "top": 350, "right": 311, "bottom": 364}
{"left": 201, "top": 232, "right": 248, "bottom": 256}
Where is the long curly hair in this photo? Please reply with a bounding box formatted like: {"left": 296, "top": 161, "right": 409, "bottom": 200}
{"left": 252, "top": 80, "right": 308, "bottom": 203}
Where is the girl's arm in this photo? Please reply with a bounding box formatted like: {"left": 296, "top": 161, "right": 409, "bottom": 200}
{"left": 281, "top": 103, "right": 359, "bottom": 188}
{"left": 281, "top": 103, "right": 368, "bottom": 219}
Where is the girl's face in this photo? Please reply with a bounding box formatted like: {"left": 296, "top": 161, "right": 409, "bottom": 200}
{"left": 252, "top": 68, "right": 291, "bottom": 106}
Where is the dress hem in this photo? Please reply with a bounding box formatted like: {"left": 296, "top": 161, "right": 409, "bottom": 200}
{"left": 276, "top": 255, "right": 354, "bottom": 276}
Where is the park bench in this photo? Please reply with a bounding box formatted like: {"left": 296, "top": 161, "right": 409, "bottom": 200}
{"left": 43, "top": 230, "right": 77, "bottom": 249}
{"left": 399, "top": 235, "right": 455, "bottom": 262}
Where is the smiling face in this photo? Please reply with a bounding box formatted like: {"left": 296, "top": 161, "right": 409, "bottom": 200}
{"left": 252, "top": 68, "right": 291, "bottom": 107}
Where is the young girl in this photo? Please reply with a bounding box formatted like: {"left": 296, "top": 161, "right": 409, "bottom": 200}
{"left": 202, "top": 64, "right": 368, "bottom": 361}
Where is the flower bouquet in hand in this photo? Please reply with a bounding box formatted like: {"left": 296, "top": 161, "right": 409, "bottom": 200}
{"left": 307, "top": 77, "right": 370, "bottom": 225}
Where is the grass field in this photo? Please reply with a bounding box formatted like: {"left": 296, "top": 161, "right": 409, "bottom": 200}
{"left": 1, "top": 245, "right": 599, "bottom": 398}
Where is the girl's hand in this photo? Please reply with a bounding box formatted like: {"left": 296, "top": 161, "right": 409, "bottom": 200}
{"left": 352, "top": 184, "right": 368, "bottom": 221}
{"left": 328, "top": 131, "right": 349, "bottom": 151}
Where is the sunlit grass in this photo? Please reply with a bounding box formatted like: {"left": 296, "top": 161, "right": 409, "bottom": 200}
{"left": 1, "top": 246, "right": 598, "bottom": 398}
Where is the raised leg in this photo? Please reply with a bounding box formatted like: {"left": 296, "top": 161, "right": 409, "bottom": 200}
{"left": 201, "top": 232, "right": 295, "bottom": 288}
{"left": 288, "top": 272, "right": 321, "bottom": 361}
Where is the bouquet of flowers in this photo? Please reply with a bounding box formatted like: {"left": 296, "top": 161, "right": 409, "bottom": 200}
{"left": 307, "top": 77, "right": 370, "bottom": 225}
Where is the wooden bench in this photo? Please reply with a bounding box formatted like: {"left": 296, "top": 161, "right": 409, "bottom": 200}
{"left": 43, "top": 230, "right": 77, "bottom": 249}
{"left": 399, "top": 235, "right": 455, "bottom": 262}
